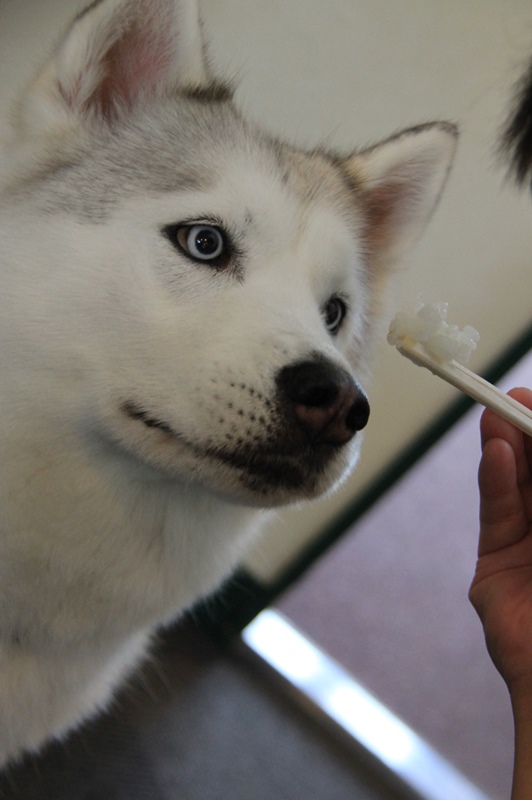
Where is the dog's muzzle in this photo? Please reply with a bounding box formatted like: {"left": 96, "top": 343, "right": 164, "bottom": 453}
{"left": 276, "top": 357, "right": 370, "bottom": 447}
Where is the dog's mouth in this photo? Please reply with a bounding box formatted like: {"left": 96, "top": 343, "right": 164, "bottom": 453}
{"left": 206, "top": 442, "right": 332, "bottom": 497}
{"left": 121, "top": 400, "right": 345, "bottom": 498}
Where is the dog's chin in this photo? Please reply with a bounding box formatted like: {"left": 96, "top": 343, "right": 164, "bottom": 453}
{"left": 110, "top": 405, "right": 360, "bottom": 508}
{"left": 184, "top": 445, "right": 357, "bottom": 509}
{"left": 200, "top": 443, "right": 358, "bottom": 508}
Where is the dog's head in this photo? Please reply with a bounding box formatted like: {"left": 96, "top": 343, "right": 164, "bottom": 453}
{"left": 0, "top": 0, "right": 457, "bottom": 507}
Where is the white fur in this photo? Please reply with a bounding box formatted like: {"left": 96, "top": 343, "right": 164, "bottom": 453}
{"left": 0, "top": 0, "right": 457, "bottom": 765}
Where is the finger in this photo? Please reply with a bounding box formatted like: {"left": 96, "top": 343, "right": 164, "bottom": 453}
{"left": 480, "top": 387, "right": 532, "bottom": 437}
{"left": 478, "top": 437, "right": 529, "bottom": 555}
{"left": 507, "top": 386, "right": 532, "bottom": 409}
{"left": 480, "top": 388, "right": 532, "bottom": 517}
{"left": 508, "top": 388, "right": 532, "bottom": 478}
{"left": 480, "top": 399, "right": 525, "bottom": 451}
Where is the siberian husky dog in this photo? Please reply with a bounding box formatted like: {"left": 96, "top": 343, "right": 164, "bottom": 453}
{"left": 0, "top": 0, "right": 457, "bottom": 766}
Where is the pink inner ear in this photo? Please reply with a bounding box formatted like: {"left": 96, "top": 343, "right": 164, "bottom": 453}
{"left": 362, "top": 174, "right": 417, "bottom": 257}
{"left": 362, "top": 182, "right": 401, "bottom": 255}
{"left": 84, "top": 13, "right": 176, "bottom": 120}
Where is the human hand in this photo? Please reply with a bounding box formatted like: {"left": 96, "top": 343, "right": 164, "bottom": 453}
{"left": 469, "top": 388, "right": 532, "bottom": 696}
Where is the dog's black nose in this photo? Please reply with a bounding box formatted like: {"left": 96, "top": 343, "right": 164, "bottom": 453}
{"left": 276, "top": 358, "right": 370, "bottom": 446}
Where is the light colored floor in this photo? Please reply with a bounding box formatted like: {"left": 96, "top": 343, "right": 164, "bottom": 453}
{"left": 279, "top": 351, "right": 532, "bottom": 800}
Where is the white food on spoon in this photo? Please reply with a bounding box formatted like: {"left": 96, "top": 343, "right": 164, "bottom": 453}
{"left": 387, "top": 301, "right": 480, "bottom": 364}
{"left": 387, "top": 301, "right": 532, "bottom": 436}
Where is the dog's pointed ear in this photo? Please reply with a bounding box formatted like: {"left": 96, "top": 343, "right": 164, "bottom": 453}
{"left": 17, "top": 0, "right": 211, "bottom": 139}
{"left": 343, "top": 123, "right": 458, "bottom": 271}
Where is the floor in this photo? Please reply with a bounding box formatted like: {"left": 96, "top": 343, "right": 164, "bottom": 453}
{"left": 277, "top": 353, "right": 532, "bottom": 800}
{"left": 0, "top": 621, "right": 400, "bottom": 800}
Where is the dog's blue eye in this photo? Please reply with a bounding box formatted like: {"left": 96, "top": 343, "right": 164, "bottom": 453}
{"left": 185, "top": 225, "right": 224, "bottom": 261}
{"left": 175, "top": 225, "right": 227, "bottom": 262}
{"left": 166, "top": 223, "right": 229, "bottom": 266}
{"left": 323, "top": 297, "right": 347, "bottom": 335}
